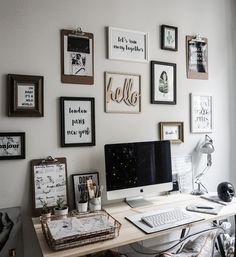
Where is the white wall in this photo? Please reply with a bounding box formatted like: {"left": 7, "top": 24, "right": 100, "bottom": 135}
{"left": 0, "top": 0, "right": 235, "bottom": 256}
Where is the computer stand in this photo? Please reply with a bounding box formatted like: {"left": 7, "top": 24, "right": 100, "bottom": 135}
{"left": 125, "top": 197, "right": 153, "bottom": 208}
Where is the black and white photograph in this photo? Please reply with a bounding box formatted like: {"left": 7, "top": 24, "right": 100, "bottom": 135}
{"left": 72, "top": 172, "right": 99, "bottom": 208}
{"left": 0, "top": 207, "right": 24, "bottom": 257}
{"left": 151, "top": 61, "right": 176, "bottom": 104}
{"left": 186, "top": 35, "right": 208, "bottom": 79}
{"left": 0, "top": 132, "right": 25, "bottom": 160}
{"left": 60, "top": 97, "right": 96, "bottom": 147}
{"left": 61, "top": 29, "right": 94, "bottom": 84}
{"left": 161, "top": 25, "right": 178, "bottom": 51}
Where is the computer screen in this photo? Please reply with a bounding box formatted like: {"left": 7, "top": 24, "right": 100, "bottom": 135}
{"left": 104, "top": 140, "right": 173, "bottom": 206}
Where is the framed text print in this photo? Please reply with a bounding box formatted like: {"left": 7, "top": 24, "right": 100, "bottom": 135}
{"left": 161, "top": 25, "right": 178, "bottom": 51}
{"left": 108, "top": 27, "right": 148, "bottom": 62}
{"left": 8, "top": 74, "right": 44, "bottom": 117}
{"left": 60, "top": 97, "right": 95, "bottom": 147}
{"left": 159, "top": 122, "right": 184, "bottom": 144}
{"left": 0, "top": 132, "right": 25, "bottom": 160}
{"left": 105, "top": 72, "right": 141, "bottom": 113}
{"left": 186, "top": 35, "right": 208, "bottom": 80}
{"left": 190, "top": 94, "right": 213, "bottom": 133}
{"left": 61, "top": 29, "right": 94, "bottom": 84}
{"left": 151, "top": 61, "right": 176, "bottom": 105}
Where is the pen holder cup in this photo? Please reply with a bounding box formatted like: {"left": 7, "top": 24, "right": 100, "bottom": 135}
{"left": 89, "top": 197, "right": 101, "bottom": 211}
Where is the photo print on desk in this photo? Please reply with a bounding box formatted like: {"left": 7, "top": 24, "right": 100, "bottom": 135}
{"left": 60, "top": 97, "right": 95, "bottom": 146}
{"left": 105, "top": 72, "right": 141, "bottom": 113}
{"left": 61, "top": 28, "right": 94, "bottom": 84}
{"left": 151, "top": 61, "right": 176, "bottom": 105}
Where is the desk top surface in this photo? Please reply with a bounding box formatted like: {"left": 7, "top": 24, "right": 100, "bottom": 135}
{"left": 32, "top": 193, "right": 236, "bottom": 257}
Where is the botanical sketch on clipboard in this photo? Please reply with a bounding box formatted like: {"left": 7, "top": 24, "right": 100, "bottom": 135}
{"left": 171, "top": 155, "right": 193, "bottom": 193}
{"left": 31, "top": 157, "right": 68, "bottom": 215}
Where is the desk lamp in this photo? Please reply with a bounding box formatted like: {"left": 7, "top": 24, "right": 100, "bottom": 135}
{"left": 192, "top": 135, "right": 215, "bottom": 195}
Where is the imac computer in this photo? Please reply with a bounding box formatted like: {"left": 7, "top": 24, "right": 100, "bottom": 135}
{"left": 104, "top": 140, "right": 173, "bottom": 208}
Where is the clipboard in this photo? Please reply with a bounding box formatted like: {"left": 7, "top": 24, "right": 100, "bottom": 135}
{"left": 31, "top": 156, "right": 68, "bottom": 216}
{"left": 186, "top": 35, "right": 208, "bottom": 80}
{"left": 61, "top": 28, "right": 94, "bottom": 85}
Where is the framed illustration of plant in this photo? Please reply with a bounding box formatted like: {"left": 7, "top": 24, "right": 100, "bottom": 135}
{"left": 0, "top": 132, "right": 25, "bottom": 160}
{"left": 190, "top": 94, "right": 213, "bottom": 133}
{"left": 151, "top": 61, "right": 176, "bottom": 104}
{"left": 60, "top": 97, "right": 96, "bottom": 147}
{"left": 161, "top": 25, "right": 178, "bottom": 51}
{"left": 8, "top": 74, "right": 44, "bottom": 117}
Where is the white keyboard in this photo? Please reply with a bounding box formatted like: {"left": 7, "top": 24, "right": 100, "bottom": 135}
{"left": 126, "top": 207, "right": 204, "bottom": 234}
{"left": 141, "top": 208, "right": 191, "bottom": 228}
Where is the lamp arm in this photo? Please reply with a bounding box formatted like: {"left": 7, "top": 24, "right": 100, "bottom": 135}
{"left": 194, "top": 166, "right": 210, "bottom": 183}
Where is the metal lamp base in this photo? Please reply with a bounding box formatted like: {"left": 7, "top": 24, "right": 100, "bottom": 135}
{"left": 191, "top": 189, "right": 204, "bottom": 195}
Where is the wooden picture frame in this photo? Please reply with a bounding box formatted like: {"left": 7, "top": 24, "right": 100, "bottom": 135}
{"left": 160, "top": 122, "right": 184, "bottom": 144}
{"left": 161, "top": 25, "right": 178, "bottom": 51}
{"left": 60, "top": 97, "right": 96, "bottom": 147}
{"left": 186, "top": 35, "right": 208, "bottom": 80}
{"left": 8, "top": 74, "right": 44, "bottom": 117}
{"left": 151, "top": 61, "right": 176, "bottom": 105}
{"left": 61, "top": 29, "right": 94, "bottom": 85}
{"left": 72, "top": 172, "right": 99, "bottom": 209}
{"left": 0, "top": 132, "right": 25, "bottom": 160}
{"left": 105, "top": 72, "right": 141, "bottom": 113}
{"left": 190, "top": 94, "right": 213, "bottom": 133}
{"left": 108, "top": 27, "right": 148, "bottom": 62}
{"left": 31, "top": 157, "right": 68, "bottom": 216}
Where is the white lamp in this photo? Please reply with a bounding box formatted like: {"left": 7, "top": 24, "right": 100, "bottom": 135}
{"left": 192, "top": 135, "right": 215, "bottom": 195}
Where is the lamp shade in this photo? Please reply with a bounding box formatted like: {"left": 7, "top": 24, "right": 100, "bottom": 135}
{"left": 199, "top": 135, "right": 215, "bottom": 154}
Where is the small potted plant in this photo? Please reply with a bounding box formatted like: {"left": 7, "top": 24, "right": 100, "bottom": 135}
{"left": 54, "top": 198, "right": 68, "bottom": 216}
{"left": 78, "top": 187, "right": 88, "bottom": 213}
{"left": 40, "top": 199, "right": 51, "bottom": 219}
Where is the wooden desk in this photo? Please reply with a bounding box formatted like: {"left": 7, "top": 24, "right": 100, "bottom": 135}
{"left": 32, "top": 194, "right": 236, "bottom": 257}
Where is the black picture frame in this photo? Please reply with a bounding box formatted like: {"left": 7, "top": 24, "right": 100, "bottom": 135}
{"left": 151, "top": 61, "right": 177, "bottom": 105}
{"left": 60, "top": 97, "right": 96, "bottom": 147}
{"left": 161, "top": 25, "right": 178, "bottom": 51}
{"left": 0, "top": 132, "right": 25, "bottom": 160}
{"left": 72, "top": 172, "right": 99, "bottom": 209}
{"left": 7, "top": 74, "right": 44, "bottom": 117}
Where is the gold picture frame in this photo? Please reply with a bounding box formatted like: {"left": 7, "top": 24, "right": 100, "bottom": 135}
{"left": 160, "top": 122, "right": 184, "bottom": 144}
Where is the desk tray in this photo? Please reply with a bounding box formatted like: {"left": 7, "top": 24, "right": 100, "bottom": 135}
{"left": 41, "top": 210, "right": 121, "bottom": 251}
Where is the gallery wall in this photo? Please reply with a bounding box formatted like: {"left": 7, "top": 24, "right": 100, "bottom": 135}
{"left": 0, "top": 0, "right": 235, "bottom": 256}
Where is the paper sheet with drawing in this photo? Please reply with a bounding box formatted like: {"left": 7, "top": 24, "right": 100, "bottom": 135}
{"left": 171, "top": 155, "right": 193, "bottom": 193}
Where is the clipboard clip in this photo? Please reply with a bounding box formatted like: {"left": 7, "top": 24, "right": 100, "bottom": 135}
{"left": 69, "top": 27, "right": 86, "bottom": 38}
{"left": 41, "top": 156, "right": 58, "bottom": 164}
{"left": 190, "top": 34, "right": 205, "bottom": 43}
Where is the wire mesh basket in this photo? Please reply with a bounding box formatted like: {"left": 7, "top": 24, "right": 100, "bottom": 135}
{"left": 41, "top": 210, "right": 122, "bottom": 251}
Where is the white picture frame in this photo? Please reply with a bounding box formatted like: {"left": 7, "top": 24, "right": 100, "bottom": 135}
{"left": 108, "top": 27, "right": 148, "bottom": 62}
{"left": 105, "top": 72, "right": 141, "bottom": 113}
{"left": 190, "top": 94, "right": 213, "bottom": 133}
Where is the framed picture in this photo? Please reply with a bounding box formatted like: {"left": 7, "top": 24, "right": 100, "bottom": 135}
{"left": 190, "top": 94, "right": 213, "bottom": 133}
{"left": 0, "top": 132, "right": 25, "bottom": 160}
{"left": 160, "top": 122, "right": 184, "bottom": 144}
{"left": 8, "top": 74, "right": 44, "bottom": 117}
{"left": 108, "top": 27, "right": 148, "bottom": 62}
{"left": 72, "top": 172, "right": 99, "bottom": 208}
{"left": 161, "top": 25, "right": 178, "bottom": 51}
{"left": 61, "top": 28, "right": 94, "bottom": 84}
{"left": 105, "top": 72, "right": 141, "bottom": 113}
{"left": 151, "top": 61, "right": 176, "bottom": 104}
{"left": 186, "top": 35, "right": 208, "bottom": 80}
{"left": 60, "top": 97, "right": 95, "bottom": 147}
{"left": 31, "top": 157, "right": 68, "bottom": 216}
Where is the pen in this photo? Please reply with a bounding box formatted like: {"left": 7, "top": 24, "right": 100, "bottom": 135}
{"left": 196, "top": 206, "right": 214, "bottom": 209}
